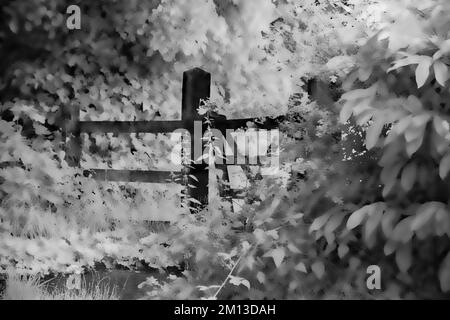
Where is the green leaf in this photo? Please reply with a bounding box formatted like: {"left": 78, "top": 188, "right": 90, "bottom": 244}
{"left": 340, "top": 84, "right": 377, "bottom": 101}
{"left": 309, "top": 212, "right": 332, "bottom": 232}
{"left": 346, "top": 205, "right": 370, "bottom": 230}
{"left": 324, "top": 211, "right": 346, "bottom": 234}
{"left": 381, "top": 208, "right": 399, "bottom": 238}
{"left": 404, "top": 95, "right": 423, "bottom": 113}
{"left": 391, "top": 116, "right": 412, "bottom": 137}
{"left": 256, "top": 272, "right": 265, "bottom": 284}
{"left": 188, "top": 174, "right": 199, "bottom": 182}
{"left": 439, "top": 153, "right": 450, "bottom": 179}
{"left": 266, "top": 229, "right": 279, "bottom": 240}
{"left": 387, "top": 55, "right": 423, "bottom": 72}
{"left": 253, "top": 228, "right": 267, "bottom": 244}
{"left": 358, "top": 66, "right": 373, "bottom": 82}
{"left": 365, "top": 113, "right": 385, "bottom": 150}
{"left": 311, "top": 261, "right": 325, "bottom": 279}
{"left": 188, "top": 198, "right": 202, "bottom": 205}
{"left": 406, "top": 135, "right": 424, "bottom": 157}
{"left": 415, "top": 57, "right": 432, "bottom": 88}
{"left": 439, "top": 253, "right": 450, "bottom": 292}
{"left": 384, "top": 239, "right": 397, "bottom": 256}
{"left": 33, "top": 123, "right": 50, "bottom": 135}
{"left": 380, "top": 162, "right": 403, "bottom": 196}
{"left": 295, "top": 262, "right": 307, "bottom": 273}
{"left": 433, "top": 116, "right": 450, "bottom": 137}
{"left": 340, "top": 102, "right": 354, "bottom": 123}
{"left": 287, "top": 243, "right": 301, "bottom": 254}
{"left": 411, "top": 202, "right": 439, "bottom": 231}
{"left": 392, "top": 217, "right": 414, "bottom": 243}
{"left": 433, "top": 60, "right": 448, "bottom": 86}
{"left": 228, "top": 275, "right": 250, "bottom": 289}
{"left": 338, "top": 244, "right": 349, "bottom": 258}
{"left": 264, "top": 248, "right": 285, "bottom": 268}
{"left": 411, "top": 113, "right": 431, "bottom": 128}
{"left": 395, "top": 243, "right": 412, "bottom": 273}
{"left": 435, "top": 207, "right": 450, "bottom": 237}
{"left": 364, "top": 209, "right": 384, "bottom": 243}
{"left": 400, "top": 162, "right": 417, "bottom": 192}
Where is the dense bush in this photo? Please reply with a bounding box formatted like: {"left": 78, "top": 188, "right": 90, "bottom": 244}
{"left": 141, "top": 0, "right": 450, "bottom": 300}
{"left": 0, "top": 0, "right": 368, "bottom": 272}
{"left": 3, "top": 0, "right": 450, "bottom": 300}
{"left": 338, "top": 0, "right": 450, "bottom": 296}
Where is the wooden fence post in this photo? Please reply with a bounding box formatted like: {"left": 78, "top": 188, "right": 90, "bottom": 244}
{"left": 181, "top": 68, "right": 210, "bottom": 211}
{"left": 63, "top": 103, "right": 81, "bottom": 167}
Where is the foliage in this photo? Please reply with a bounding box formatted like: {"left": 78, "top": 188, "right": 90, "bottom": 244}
{"left": 337, "top": 0, "right": 450, "bottom": 295}
{"left": 3, "top": 0, "right": 450, "bottom": 300}
{"left": 141, "top": 0, "right": 450, "bottom": 300}
{"left": 0, "top": 99, "right": 187, "bottom": 274}
{"left": 0, "top": 0, "right": 369, "bottom": 272}
{"left": 1, "top": 0, "right": 295, "bottom": 119}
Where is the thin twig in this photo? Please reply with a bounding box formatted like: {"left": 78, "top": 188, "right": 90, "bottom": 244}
{"left": 212, "top": 253, "right": 245, "bottom": 299}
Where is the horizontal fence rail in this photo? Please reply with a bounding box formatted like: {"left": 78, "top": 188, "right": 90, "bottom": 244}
{"left": 79, "top": 117, "right": 282, "bottom": 134}
{"left": 83, "top": 169, "right": 180, "bottom": 184}
{"left": 79, "top": 120, "right": 186, "bottom": 134}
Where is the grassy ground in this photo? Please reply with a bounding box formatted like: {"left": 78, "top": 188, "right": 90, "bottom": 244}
{"left": 1, "top": 271, "right": 119, "bottom": 300}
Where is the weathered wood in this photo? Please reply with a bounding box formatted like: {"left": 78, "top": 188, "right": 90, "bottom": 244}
{"left": 215, "top": 164, "right": 244, "bottom": 199}
{"left": 181, "top": 68, "right": 210, "bottom": 211}
{"left": 79, "top": 120, "right": 186, "bottom": 134}
{"left": 63, "top": 103, "right": 81, "bottom": 167}
{"left": 79, "top": 116, "right": 283, "bottom": 135}
{"left": 182, "top": 68, "right": 211, "bottom": 123}
{"left": 212, "top": 116, "right": 283, "bottom": 131}
{"left": 84, "top": 169, "right": 181, "bottom": 184}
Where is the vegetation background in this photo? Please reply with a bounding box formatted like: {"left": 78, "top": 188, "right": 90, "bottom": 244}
{"left": 1, "top": 0, "right": 450, "bottom": 299}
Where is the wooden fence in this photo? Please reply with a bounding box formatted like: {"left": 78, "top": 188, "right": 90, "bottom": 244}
{"left": 63, "top": 68, "right": 281, "bottom": 211}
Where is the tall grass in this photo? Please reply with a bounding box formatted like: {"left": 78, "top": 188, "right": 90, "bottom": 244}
{"left": 1, "top": 271, "right": 119, "bottom": 300}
